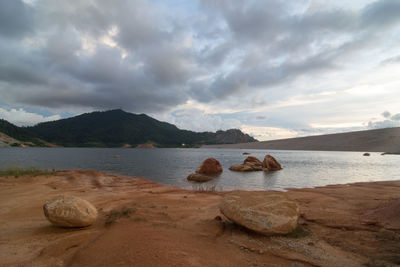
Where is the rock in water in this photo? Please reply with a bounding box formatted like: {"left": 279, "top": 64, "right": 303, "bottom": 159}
{"left": 220, "top": 191, "right": 299, "bottom": 235}
{"left": 187, "top": 173, "right": 213, "bottom": 182}
{"left": 43, "top": 195, "right": 98, "bottom": 227}
{"left": 244, "top": 156, "right": 262, "bottom": 167}
{"left": 196, "top": 158, "right": 223, "bottom": 175}
{"left": 229, "top": 164, "right": 254, "bottom": 172}
{"left": 363, "top": 152, "right": 371, "bottom": 156}
{"left": 229, "top": 156, "right": 263, "bottom": 172}
{"left": 262, "top": 155, "right": 282, "bottom": 171}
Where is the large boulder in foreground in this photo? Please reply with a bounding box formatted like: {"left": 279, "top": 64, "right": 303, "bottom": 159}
{"left": 43, "top": 195, "right": 98, "bottom": 227}
{"left": 262, "top": 155, "right": 282, "bottom": 171}
{"left": 220, "top": 191, "right": 299, "bottom": 235}
{"left": 196, "top": 158, "right": 223, "bottom": 175}
{"left": 187, "top": 173, "right": 213, "bottom": 182}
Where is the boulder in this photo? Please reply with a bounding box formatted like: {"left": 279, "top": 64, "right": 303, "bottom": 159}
{"left": 229, "top": 163, "right": 263, "bottom": 172}
{"left": 187, "top": 173, "right": 213, "bottom": 182}
{"left": 244, "top": 156, "right": 262, "bottom": 167}
{"left": 196, "top": 158, "right": 223, "bottom": 175}
{"left": 220, "top": 191, "right": 299, "bottom": 235}
{"left": 229, "top": 156, "right": 263, "bottom": 172}
{"left": 262, "top": 155, "right": 282, "bottom": 171}
{"left": 363, "top": 153, "right": 371, "bottom": 156}
{"left": 229, "top": 164, "right": 254, "bottom": 172}
{"left": 43, "top": 195, "right": 98, "bottom": 227}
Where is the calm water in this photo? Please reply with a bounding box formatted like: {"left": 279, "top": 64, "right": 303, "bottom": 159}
{"left": 1, "top": 148, "right": 399, "bottom": 191}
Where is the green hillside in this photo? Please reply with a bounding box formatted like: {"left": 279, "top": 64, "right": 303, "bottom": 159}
{"left": 26, "top": 109, "right": 257, "bottom": 147}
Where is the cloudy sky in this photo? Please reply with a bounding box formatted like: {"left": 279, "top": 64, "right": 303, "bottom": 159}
{"left": 1, "top": 0, "right": 400, "bottom": 140}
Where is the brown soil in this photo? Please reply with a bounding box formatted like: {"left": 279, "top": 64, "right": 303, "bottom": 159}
{"left": 0, "top": 170, "right": 399, "bottom": 267}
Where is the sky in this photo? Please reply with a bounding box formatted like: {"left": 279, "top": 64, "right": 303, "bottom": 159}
{"left": 1, "top": 0, "right": 400, "bottom": 141}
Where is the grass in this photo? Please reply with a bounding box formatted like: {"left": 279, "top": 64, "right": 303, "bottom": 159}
{"left": 286, "top": 225, "right": 311, "bottom": 238}
{"left": 192, "top": 184, "right": 219, "bottom": 192}
{"left": 0, "top": 167, "right": 58, "bottom": 178}
{"left": 105, "top": 207, "right": 136, "bottom": 226}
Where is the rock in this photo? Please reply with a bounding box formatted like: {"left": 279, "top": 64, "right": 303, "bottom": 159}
{"left": 229, "top": 164, "right": 255, "bottom": 172}
{"left": 244, "top": 156, "right": 262, "bottom": 167}
{"left": 187, "top": 173, "right": 213, "bottom": 182}
{"left": 43, "top": 195, "right": 98, "bottom": 227}
{"left": 262, "top": 155, "right": 282, "bottom": 171}
{"left": 196, "top": 158, "right": 223, "bottom": 175}
{"left": 363, "top": 152, "right": 371, "bottom": 156}
{"left": 220, "top": 191, "right": 299, "bottom": 235}
{"left": 229, "top": 156, "right": 264, "bottom": 172}
{"left": 242, "top": 152, "right": 250, "bottom": 155}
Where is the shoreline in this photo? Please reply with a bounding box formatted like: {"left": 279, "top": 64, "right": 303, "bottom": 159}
{"left": 1, "top": 170, "right": 399, "bottom": 266}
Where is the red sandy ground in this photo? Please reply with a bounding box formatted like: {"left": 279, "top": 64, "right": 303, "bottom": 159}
{"left": 0, "top": 170, "right": 399, "bottom": 267}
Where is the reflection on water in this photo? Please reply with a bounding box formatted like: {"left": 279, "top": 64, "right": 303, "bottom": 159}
{"left": 0, "top": 148, "right": 400, "bottom": 191}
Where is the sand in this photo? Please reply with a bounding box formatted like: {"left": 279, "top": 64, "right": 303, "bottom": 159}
{"left": 0, "top": 170, "right": 399, "bottom": 267}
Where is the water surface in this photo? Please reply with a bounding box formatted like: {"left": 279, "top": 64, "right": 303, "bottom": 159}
{"left": 1, "top": 148, "right": 399, "bottom": 191}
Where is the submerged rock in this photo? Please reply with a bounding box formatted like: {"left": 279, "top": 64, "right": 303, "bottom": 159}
{"left": 262, "top": 155, "right": 282, "bottom": 171}
{"left": 220, "top": 191, "right": 299, "bottom": 235}
{"left": 43, "top": 195, "right": 98, "bottom": 227}
{"left": 196, "top": 158, "right": 223, "bottom": 175}
{"left": 187, "top": 173, "right": 213, "bottom": 182}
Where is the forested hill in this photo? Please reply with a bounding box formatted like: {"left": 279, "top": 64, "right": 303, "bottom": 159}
{"left": 0, "top": 119, "right": 45, "bottom": 146}
{"left": 24, "top": 109, "right": 257, "bottom": 147}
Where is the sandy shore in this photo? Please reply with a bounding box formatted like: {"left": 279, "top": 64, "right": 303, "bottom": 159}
{"left": 0, "top": 170, "right": 399, "bottom": 267}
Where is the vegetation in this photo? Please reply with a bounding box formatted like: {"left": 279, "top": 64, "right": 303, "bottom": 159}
{"left": 286, "top": 225, "right": 311, "bottom": 238}
{"left": 25, "top": 109, "right": 257, "bottom": 147}
{"left": 191, "top": 183, "right": 220, "bottom": 192}
{"left": 105, "top": 207, "right": 136, "bottom": 226}
{"left": 0, "top": 119, "right": 45, "bottom": 146}
{"left": 0, "top": 167, "right": 57, "bottom": 178}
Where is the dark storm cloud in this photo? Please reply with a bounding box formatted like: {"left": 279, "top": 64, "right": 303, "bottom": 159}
{"left": 0, "top": 0, "right": 33, "bottom": 38}
{"left": 1, "top": 0, "right": 400, "bottom": 114}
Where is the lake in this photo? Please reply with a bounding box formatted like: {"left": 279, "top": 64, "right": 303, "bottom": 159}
{"left": 1, "top": 148, "right": 399, "bottom": 191}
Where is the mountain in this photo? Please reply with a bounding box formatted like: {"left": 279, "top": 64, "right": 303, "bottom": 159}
{"left": 203, "top": 127, "right": 400, "bottom": 153}
{"left": 24, "top": 109, "right": 257, "bottom": 147}
{"left": 0, "top": 119, "right": 45, "bottom": 147}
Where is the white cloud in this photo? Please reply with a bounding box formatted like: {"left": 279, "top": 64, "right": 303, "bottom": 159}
{"left": 0, "top": 108, "right": 61, "bottom": 126}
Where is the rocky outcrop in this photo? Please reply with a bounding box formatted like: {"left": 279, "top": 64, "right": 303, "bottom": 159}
{"left": 196, "top": 158, "right": 223, "bottom": 175}
{"left": 229, "top": 156, "right": 264, "bottom": 172}
{"left": 43, "top": 195, "right": 98, "bottom": 227}
{"left": 243, "top": 156, "right": 262, "bottom": 166}
{"left": 187, "top": 173, "right": 213, "bottom": 182}
{"left": 220, "top": 191, "right": 299, "bottom": 235}
{"left": 212, "top": 129, "right": 258, "bottom": 144}
{"left": 229, "top": 164, "right": 255, "bottom": 172}
{"left": 262, "top": 155, "right": 282, "bottom": 171}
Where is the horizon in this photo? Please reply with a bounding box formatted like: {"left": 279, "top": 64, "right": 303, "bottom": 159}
{"left": 1, "top": 1, "right": 400, "bottom": 141}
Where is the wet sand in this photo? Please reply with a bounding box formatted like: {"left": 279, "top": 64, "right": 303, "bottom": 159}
{"left": 0, "top": 170, "right": 399, "bottom": 266}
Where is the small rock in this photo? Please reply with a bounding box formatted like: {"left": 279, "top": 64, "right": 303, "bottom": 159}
{"left": 220, "top": 191, "right": 299, "bottom": 235}
{"left": 214, "top": 215, "right": 222, "bottom": 221}
{"left": 262, "top": 155, "right": 282, "bottom": 171}
{"left": 242, "top": 152, "right": 250, "bottom": 155}
{"left": 43, "top": 195, "right": 98, "bottom": 227}
{"left": 196, "top": 158, "right": 223, "bottom": 175}
{"left": 187, "top": 173, "right": 213, "bottom": 182}
{"left": 363, "top": 152, "right": 371, "bottom": 156}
